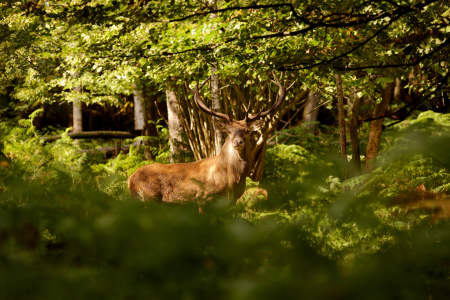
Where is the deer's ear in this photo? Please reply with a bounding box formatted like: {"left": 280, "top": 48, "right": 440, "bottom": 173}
{"left": 214, "top": 118, "right": 230, "bottom": 132}
{"left": 249, "top": 120, "right": 263, "bottom": 132}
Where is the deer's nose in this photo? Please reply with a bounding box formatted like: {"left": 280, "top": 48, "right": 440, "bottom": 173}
{"left": 233, "top": 139, "right": 244, "bottom": 147}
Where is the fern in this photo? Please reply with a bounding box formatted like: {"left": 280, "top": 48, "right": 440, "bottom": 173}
{"left": 433, "top": 182, "right": 450, "bottom": 192}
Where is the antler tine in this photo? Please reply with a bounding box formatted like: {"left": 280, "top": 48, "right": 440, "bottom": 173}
{"left": 199, "top": 77, "right": 210, "bottom": 90}
{"left": 185, "top": 81, "right": 193, "bottom": 93}
{"left": 186, "top": 78, "right": 231, "bottom": 123}
{"left": 224, "top": 101, "right": 233, "bottom": 123}
{"left": 287, "top": 81, "right": 296, "bottom": 90}
{"left": 244, "top": 98, "right": 253, "bottom": 122}
{"left": 185, "top": 77, "right": 210, "bottom": 93}
{"left": 246, "top": 73, "right": 295, "bottom": 123}
{"left": 271, "top": 70, "right": 281, "bottom": 87}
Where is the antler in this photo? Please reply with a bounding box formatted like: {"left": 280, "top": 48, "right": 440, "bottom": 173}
{"left": 245, "top": 72, "right": 296, "bottom": 123}
{"left": 185, "top": 78, "right": 232, "bottom": 123}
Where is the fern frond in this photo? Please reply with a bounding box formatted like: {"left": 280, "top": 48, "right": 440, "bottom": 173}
{"left": 432, "top": 183, "right": 450, "bottom": 193}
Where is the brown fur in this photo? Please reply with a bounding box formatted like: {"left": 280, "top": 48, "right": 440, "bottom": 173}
{"left": 128, "top": 120, "right": 260, "bottom": 203}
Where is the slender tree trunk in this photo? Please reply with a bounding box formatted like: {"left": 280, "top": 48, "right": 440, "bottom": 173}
{"left": 335, "top": 73, "right": 348, "bottom": 180}
{"left": 348, "top": 87, "right": 362, "bottom": 174}
{"left": 364, "top": 82, "right": 395, "bottom": 172}
{"left": 211, "top": 63, "right": 224, "bottom": 155}
{"left": 251, "top": 143, "right": 267, "bottom": 182}
{"left": 346, "top": 95, "right": 354, "bottom": 117}
{"left": 209, "top": 0, "right": 224, "bottom": 155}
{"left": 393, "top": 77, "right": 403, "bottom": 102}
{"left": 303, "top": 91, "right": 321, "bottom": 133}
{"left": 132, "top": 83, "right": 144, "bottom": 156}
{"left": 167, "top": 88, "right": 187, "bottom": 163}
{"left": 73, "top": 86, "right": 82, "bottom": 133}
{"left": 71, "top": 72, "right": 82, "bottom": 133}
{"left": 133, "top": 83, "right": 145, "bottom": 131}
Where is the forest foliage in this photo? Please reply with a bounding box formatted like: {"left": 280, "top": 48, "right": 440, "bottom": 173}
{"left": 1, "top": 0, "right": 450, "bottom": 299}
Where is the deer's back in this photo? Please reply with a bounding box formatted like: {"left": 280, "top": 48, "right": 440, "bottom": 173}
{"left": 128, "top": 158, "right": 223, "bottom": 202}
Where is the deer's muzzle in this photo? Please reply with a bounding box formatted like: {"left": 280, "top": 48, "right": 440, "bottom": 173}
{"left": 232, "top": 139, "right": 244, "bottom": 148}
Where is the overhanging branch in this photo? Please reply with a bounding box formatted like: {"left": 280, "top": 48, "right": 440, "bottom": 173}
{"left": 156, "top": 0, "right": 439, "bottom": 29}
{"left": 279, "top": 19, "right": 395, "bottom": 71}
{"left": 337, "top": 38, "right": 450, "bottom": 71}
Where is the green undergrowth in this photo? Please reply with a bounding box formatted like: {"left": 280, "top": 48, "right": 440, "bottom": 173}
{"left": 273, "top": 122, "right": 341, "bottom": 154}
{"left": 0, "top": 111, "right": 450, "bottom": 299}
{"left": 252, "top": 111, "right": 450, "bottom": 257}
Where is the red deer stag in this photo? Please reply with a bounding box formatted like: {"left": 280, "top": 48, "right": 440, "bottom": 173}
{"left": 128, "top": 74, "right": 294, "bottom": 203}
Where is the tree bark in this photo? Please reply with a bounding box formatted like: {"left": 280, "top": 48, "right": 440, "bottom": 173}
{"left": 209, "top": 1, "right": 224, "bottom": 155}
{"left": 364, "top": 82, "right": 395, "bottom": 172}
{"left": 133, "top": 83, "right": 145, "bottom": 131}
{"left": 348, "top": 87, "right": 362, "bottom": 174}
{"left": 251, "top": 143, "right": 267, "bottom": 182}
{"left": 303, "top": 91, "right": 321, "bottom": 133}
{"left": 167, "top": 88, "right": 188, "bottom": 163}
{"left": 72, "top": 86, "right": 82, "bottom": 133}
{"left": 335, "top": 73, "right": 348, "bottom": 180}
{"left": 211, "top": 63, "right": 224, "bottom": 156}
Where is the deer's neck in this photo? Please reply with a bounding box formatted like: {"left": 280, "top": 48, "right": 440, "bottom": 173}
{"left": 215, "top": 137, "right": 250, "bottom": 186}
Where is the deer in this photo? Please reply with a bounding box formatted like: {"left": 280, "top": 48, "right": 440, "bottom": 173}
{"left": 128, "top": 74, "right": 295, "bottom": 205}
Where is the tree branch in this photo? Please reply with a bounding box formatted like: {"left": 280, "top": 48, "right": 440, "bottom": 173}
{"left": 337, "top": 38, "right": 450, "bottom": 71}
{"left": 156, "top": 0, "right": 439, "bottom": 29}
{"left": 157, "top": 4, "right": 304, "bottom": 23}
{"left": 280, "top": 19, "right": 395, "bottom": 71}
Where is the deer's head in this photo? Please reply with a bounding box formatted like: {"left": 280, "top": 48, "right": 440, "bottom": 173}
{"left": 213, "top": 119, "right": 262, "bottom": 151}
{"left": 186, "top": 73, "right": 295, "bottom": 152}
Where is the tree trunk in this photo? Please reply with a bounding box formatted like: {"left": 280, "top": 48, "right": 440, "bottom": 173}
{"left": 303, "top": 91, "right": 321, "bottom": 133}
{"left": 364, "top": 82, "right": 395, "bottom": 172}
{"left": 211, "top": 63, "right": 224, "bottom": 156}
{"left": 335, "top": 73, "right": 348, "bottom": 180}
{"left": 209, "top": 1, "right": 224, "bottom": 156}
{"left": 133, "top": 83, "right": 145, "bottom": 131}
{"left": 251, "top": 143, "right": 267, "bottom": 182}
{"left": 348, "top": 87, "right": 362, "bottom": 174}
{"left": 72, "top": 86, "right": 82, "bottom": 133}
{"left": 131, "top": 83, "right": 145, "bottom": 157}
{"left": 167, "top": 88, "right": 188, "bottom": 163}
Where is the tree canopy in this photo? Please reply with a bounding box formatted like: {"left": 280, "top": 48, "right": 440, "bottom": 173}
{"left": 1, "top": 0, "right": 448, "bottom": 111}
